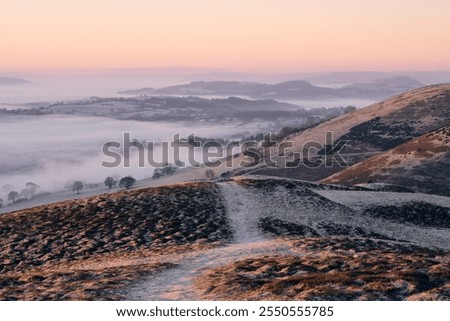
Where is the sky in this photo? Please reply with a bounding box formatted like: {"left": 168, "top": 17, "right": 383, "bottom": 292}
{"left": 1, "top": 0, "right": 449, "bottom": 72}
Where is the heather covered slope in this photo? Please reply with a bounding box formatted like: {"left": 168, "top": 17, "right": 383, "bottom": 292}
{"left": 0, "top": 183, "right": 231, "bottom": 300}
{"left": 321, "top": 125, "right": 450, "bottom": 195}
{"left": 1, "top": 177, "right": 449, "bottom": 300}
{"left": 197, "top": 238, "right": 449, "bottom": 301}
{"left": 280, "top": 84, "right": 450, "bottom": 155}
{"left": 0, "top": 182, "right": 230, "bottom": 275}
{"left": 247, "top": 85, "right": 450, "bottom": 182}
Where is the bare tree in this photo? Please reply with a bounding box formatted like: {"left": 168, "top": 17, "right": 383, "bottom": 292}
{"left": 119, "top": 176, "right": 136, "bottom": 189}
{"left": 20, "top": 188, "right": 32, "bottom": 200}
{"left": 72, "top": 181, "right": 84, "bottom": 194}
{"left": 104, "top": 177, "right": 117, "bottom": 190}
{"left": 8, "top": 191, "right": 19, "bottom": 204}
{"left": 25, "top": 182, "right": 40, "bottom": 198}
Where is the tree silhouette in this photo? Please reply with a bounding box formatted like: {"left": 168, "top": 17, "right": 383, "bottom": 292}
{"left": 72, "top": 181, "right": 84, "bottom": 194}
{"left": 104, "top": 177, "right": 117, "bottom": 190}
{"left": 25, "top": 182, "right": 40, "bottom": 198}
{"left": 119, "top": 176, "right": 136, "bottom": 189}
{"left": 8, "top": 191, "right": 19, "bottom": 204}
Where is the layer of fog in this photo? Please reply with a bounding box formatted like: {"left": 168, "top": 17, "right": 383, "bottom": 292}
{"left": 0, "top": 74, "right": 190, "bottom": 105}
{"left": 0, "top": 115, "right": 259, "bottom": 200}
{"left": 0, "top": 77, "right": 377, "bottom": 110}
{"left": 2, "top": 69, "right": 450, "bottom": 106}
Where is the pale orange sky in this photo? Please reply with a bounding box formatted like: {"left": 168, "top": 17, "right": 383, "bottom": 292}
{"left": 1, "top": 0, "right": 449, "bottom": 72}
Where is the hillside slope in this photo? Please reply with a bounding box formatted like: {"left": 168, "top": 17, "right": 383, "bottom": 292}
{"left": 1, "top": 177, "right": 449, "bottom": 300}
{"left": 283, "top": 84, "right": 450, "bottom": 154}
{"left": 247, "top": 85, "right": 450, "bottom": 182}
{"left": 321, "top": 125, "right": 450, "bottom": 195}
{"left": 0, "top": 76, "right": 30, "bottom": 86}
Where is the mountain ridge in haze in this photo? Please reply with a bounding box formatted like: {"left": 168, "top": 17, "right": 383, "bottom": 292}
{"left": 119, "top": 76, "right": 424, "bottom": 100}
{"left": 0, "top": 76, "right": 30, "bottom": 86}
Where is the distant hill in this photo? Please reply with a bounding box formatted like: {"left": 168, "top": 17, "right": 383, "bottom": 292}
{"left": 304, "top": 71, "right": 395, "bottom": 85}
{"left": 40, "top": 95, "right": 304, "bottom": 122}
{"left": 321, "top": 125, "right": 450, "bottom": 196}
{"left": 120, "top": 77, "right": 423, "bottom": 100}
{"left": 305, "top": 71, "right": 450, "bottom": 86}
{"left": 337, "top": 76, "right": 424, "bottom": 99}
{"left": 19, "top": 95, "right": 354, "bottom": 125}
{"left": 120, "top": 80, "right": 333, "bottom": 99}
{"left": 0, "top": 76, "right": 30, "bottom": 86}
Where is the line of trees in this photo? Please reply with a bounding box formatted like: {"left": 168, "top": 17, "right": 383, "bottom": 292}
{"left": 3, "top": 182, "right": 41, "bottom": 205}
{"left": 64, "top": 175, "right": 138, "bottom": 195}
{"left": 104, "top": 176, "right": 136, "bottom": 190}
{"left": 2, "top": 175, "right": 140, "bottom": 208}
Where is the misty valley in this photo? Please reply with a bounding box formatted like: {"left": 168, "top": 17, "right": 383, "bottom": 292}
{"left": 0, "top": 72, "right": 449, "bottom": 303}
{"left": 0, "top": 92, "right": 359, "bottom": 213}
{"left": 3, "top": 0, "right": 450, "bottom": 314}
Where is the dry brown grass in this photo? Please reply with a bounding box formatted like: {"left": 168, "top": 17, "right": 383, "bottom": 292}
{"left": 0, "top": 182, "right": 231, "bottom": 276}
{"left": 0, "top": 261, "right": 170, "bottom": 301}
{"left": 0, "top": 243, "right": 216, "bottom": 300}
{"left": 196, "top": 238, "right": 450, "bottom": 301}
{"left": 0, "top": 182, "right": 231, "bottom": 300}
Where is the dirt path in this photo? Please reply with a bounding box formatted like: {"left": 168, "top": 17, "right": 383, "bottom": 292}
{"left": 125, "top": 181, "right": 293, "bottom": 300}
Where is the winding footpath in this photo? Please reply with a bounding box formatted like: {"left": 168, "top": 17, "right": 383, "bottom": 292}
{"left": 125, "top": 181, "right": 294, "bottom": 300}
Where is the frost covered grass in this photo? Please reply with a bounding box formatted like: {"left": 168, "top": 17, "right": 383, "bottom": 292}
{"left": 196, "top": 237, "right": 450, "bottom": 301}
{"left": 233, "top": 177, "right": 450, "bottom": 250}
{"left": 0, "top": 182, "right": 230, "bottom": 275}
{"left": 1, "top": 176, "right": 449, "bottom": 300}
{"left": 0, "top": 182, "right": 230, "bottom": 300}
{"left": 0, "top": 258, "right": 173, "bottom": 301}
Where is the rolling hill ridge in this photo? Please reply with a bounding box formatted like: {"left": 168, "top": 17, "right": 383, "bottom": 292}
{"left": 246, "top": 85, "right": 450, "bottom": 188}
{"left": 321, "top": 125, "right": 450, "bottom": 196}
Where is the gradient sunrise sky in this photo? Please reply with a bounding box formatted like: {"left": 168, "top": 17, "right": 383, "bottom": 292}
{"left": 1, "top": 0, "right": 449, "bottom": 72}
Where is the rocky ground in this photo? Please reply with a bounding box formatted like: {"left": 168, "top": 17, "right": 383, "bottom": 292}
{"left": 1, "top": 176, "right": 449, "bottom": 300}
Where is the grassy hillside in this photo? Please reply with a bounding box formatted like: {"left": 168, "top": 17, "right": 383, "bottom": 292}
{"left": 1, "top": 177, "right": 449, "bottom": 300}
{"left": 321, "top": 125, "right": 450, "bottom": 195}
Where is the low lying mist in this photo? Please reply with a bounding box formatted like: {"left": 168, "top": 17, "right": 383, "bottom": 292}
{"left": 0, "top": 114, "right": 255, "bottom": 201}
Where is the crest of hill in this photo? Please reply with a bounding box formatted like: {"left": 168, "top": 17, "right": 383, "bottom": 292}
{"left": 279, "top": 84, "right": 450, "bottom": 155}
{"left": 321, "top": 125, "right": 450, "bottom": 196}
{"left": 0, "top": 76, "right": 30, "bottom": 86}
